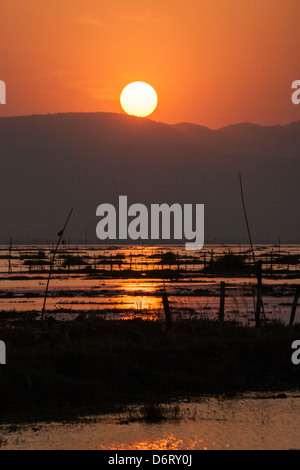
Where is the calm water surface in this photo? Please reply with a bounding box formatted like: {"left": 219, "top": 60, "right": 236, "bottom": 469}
{"left": 1, "top": 244, "right": 300, "bottom": 325}
{"left": 1, "top": 394, "right": 300, "bottom": 450}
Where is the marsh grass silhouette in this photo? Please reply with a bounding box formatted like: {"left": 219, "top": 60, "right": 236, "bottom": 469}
{"left": 0, "top": 317, "right": 299, "bottom": 424}
{"left": 120, "top": 403, "right": 181, "bottom": 424}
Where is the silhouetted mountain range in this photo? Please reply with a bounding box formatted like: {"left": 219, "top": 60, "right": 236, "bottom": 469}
{"left": 0, "top": 112, "right": 299, "bottom": 244}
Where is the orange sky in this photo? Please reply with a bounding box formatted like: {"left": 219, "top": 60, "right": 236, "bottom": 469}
{"left": 0, "top": 0, "right": 299, "bottom": 128}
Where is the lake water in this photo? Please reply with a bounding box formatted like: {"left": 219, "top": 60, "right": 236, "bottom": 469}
{"left": 1, "top": 245, "right": 299, "bottom": 450}
{"left": 0, "top": 244, "right": 299, "bottom": 325}
{"left": 1, "top": 393, "right": 300, "bottom": 450}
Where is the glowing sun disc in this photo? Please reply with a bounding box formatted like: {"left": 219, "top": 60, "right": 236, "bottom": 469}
{"left": 120, "top": 81, "right": 158, "bottom": 117}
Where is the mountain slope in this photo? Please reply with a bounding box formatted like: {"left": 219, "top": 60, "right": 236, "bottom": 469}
{"left": 0, "top": 112, "right": 299, "bottom": 244}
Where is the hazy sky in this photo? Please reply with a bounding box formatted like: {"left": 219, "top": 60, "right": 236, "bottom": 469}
{"left": 0, "top": 0, "right": 299, "bottom": 128}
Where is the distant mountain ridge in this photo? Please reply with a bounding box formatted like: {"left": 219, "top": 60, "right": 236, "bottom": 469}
{"left": 0, "top": 112, "right": 299, "bottom": 244}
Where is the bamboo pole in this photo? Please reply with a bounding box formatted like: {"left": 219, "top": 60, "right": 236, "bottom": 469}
{"left": 289, "top": 286, "right": 300, "bottom": 329}
{"left": 162, "top": 292, "right": 172, "bottom": 330}
{"left": 8, "top": 238, "right": 12, "bottom": 274}
{"left": 219, "top": 281, "right": 225, "bottom": 322}
{"left": 239, "top": 173, "right": 265, "bottom": 324}
{"left": 255, "top": 261, "right": 262, "bottom": 328}
{"left": 41, "top": 209, "right": 73, "bottom": 322}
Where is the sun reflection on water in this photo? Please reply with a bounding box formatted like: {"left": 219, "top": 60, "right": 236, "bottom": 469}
{"left": 100, "top": 433, "right": 184, "bottom": 450}
{"left": 1, "top": 395, "right": 299, "bottom": 450}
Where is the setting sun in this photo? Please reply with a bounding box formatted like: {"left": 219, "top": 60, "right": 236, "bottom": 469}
{"left": 120, "top": 82, "right": 158, "bottom": 118}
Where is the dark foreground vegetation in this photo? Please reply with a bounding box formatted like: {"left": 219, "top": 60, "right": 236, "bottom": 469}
{"left": 0, "top": 317, "right": 299, "bottom": 423}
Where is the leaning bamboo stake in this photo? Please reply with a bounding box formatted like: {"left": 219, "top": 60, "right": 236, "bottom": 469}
{"left": 289, "top": 286, "right": 300, "bottom": 329}
{"left": 239, "top": 173, "right": 255, "bottom": 265}
{"left": 239, "top": 173, "right": 265, "bottom": 327}
{"left": 41, "top": 209, "right": 73, "bottom": 322}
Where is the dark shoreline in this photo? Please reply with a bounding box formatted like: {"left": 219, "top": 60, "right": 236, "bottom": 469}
{"left": 0, "top": 317, "right": 299, "bottom": 424}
